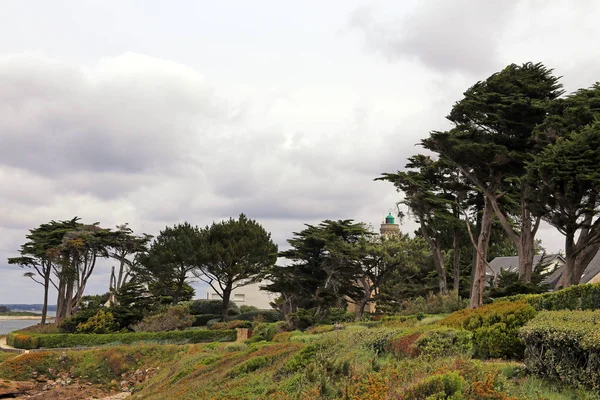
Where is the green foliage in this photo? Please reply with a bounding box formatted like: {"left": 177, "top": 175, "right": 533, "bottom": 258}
{"left": 264, "top": 219, "right": 370, "bottom": 321}
{"left": 247, "top": 322, "right": 287, "bottom": 342}
{"left": 228, "top": 355, "right": 272, "bottom": 377}
{"left": 281, "top": 343, "right": 320, "bottom": 373}
{"left": 520, "top": 310, "right": 600, "bottom": 390}
{"left": 59, "top": 306, "right": 105, "bottom": 334}
{"left": 403, "top": 372, "right": 467, "bottom": 400}
{"left": 132, "top": 305, "right": 194, "bottom": 332}
{"left": 228, "top": 310, "right": 282, "bottom": 323}
{"left": 210, "top": 320, "right": 252, "bottom": 330}
{"left": 137, "top": 222, "right": 200, "bottom": 304}
{"left": 415, "top": 328, "right": 473, "bottom": 359}
{"left": 183, "top": 299, "right": 240, "bottom": 316}
{"left": 395, "top": 290, "right": 467, "bottom": 316}
{"left": 440, "top": 300, "right": 537, "bottom": 359}
{"left": 195, "top": 213, "right": 278, "bottom": 320}
{"left": 500, "top": 282, "right": 600, "bottom": 311}
{"left": 239, "top": 305, "right": 259, "bottom": 313}
{"left": 6, "top": 333, "right": 40, "bottom": 350}
{"left": 7, "top": 329, "right": 236, "bottom": 349}
{"left": 193, "top": 314, "right": 220, "bottom": 326}
{"left": 76, "top": 309, "right": 119, "bottom": 334}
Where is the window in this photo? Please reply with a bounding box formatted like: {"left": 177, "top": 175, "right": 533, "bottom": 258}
{"left": 233, "top": 294, "right": 245, "bottom": 302}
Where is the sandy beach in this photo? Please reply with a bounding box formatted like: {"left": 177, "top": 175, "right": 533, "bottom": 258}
{"left": 0, "top": 316, "right": 52, "bottom": 321}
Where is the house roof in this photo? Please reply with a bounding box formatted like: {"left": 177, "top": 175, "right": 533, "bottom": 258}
{"left": 543, "top": 250, "right": 600, "bottom": 287}
{"left": 487, "top": 254, "right": 562, "bottom": 276}
{"left": 580, "top": 251, "right": 600, "bottom": 284}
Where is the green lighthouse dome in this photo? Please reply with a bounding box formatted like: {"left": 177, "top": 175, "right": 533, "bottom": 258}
{"left": 385, "top": 213, "right": 395, "bottom": 224}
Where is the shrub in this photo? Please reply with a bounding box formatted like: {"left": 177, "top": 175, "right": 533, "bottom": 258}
{"left": 440, "top": 300, "right": 536, "bottom": 359}
{"left": 415, "top": 328, "right": 473, "bottom": 359}
{"left": 520, "top": 310, "right": 600, "bottom": 390}
{"left": 398, "top": 291, "right": 467, "bottom": 316}
{"left": 247, "top": 322, "right": 286, "bottom": 342}
{"left": 7, "top": 329, "right": 236, "bottom": 349}
{"left": 385, "top": 331, "right": 422, "bottom": 358}
{"left": 76, "top": 310, "right": 119, "bottom": 334}
{"left": 182, "top": 299, "right": 240, "bottom": 316}
{"left": 402, "top": 371, "right": 467, "bottom": 399}
{"left": 192, "top": 314, "right": 220, "bottom": 327}
{"left": 210, "top": 320, "right": 252, "bottom": 330}
{"left": 58, "top": 308, "right": 100, "bottom": 333}
{"left": 305, "top": 325, "right": 336, "bottom": 335}
{"left": 239, "top": 305, "right": 259, "bottom": 313}
{"left": 500, "top": 282, "right": 600, "bottom": 312}
{"left": 6, "top": 333, "right": 39, "bottom": 350}
{"left": 228, "top": 310, "right": 282, "bottom": 323}
{"left": 132, "top": 305, "right": 194, "bottom": 332}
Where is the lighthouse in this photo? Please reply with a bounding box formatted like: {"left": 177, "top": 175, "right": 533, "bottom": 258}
{"left": 380, "top": 212, "right": 400, "bottom": 236}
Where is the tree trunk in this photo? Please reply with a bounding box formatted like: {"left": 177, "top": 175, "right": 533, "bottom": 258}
{"left": 572, "top": 240, "right": 600, "bottom": 285}
{"left": 486, "top": 191, "right": 538, "bottom": 283}
{"left": 434, "top": 243, "right": 448, "bottom": 295}
{"left": 518, "top": 204, "right": 535, "bottom": 282}
{"left": 420, "top": 226, "right": 448, "bottom": 295}
{"left": 470, "top": 196, "right": 494, "bottom": 308}
{"left": 221, "top": 283, "right": 233, "bottom": 322}
{"left": 356, "top": 278, "right": 372, "bottom": 320}
{"left": 65, "top": 279, "right": 74, "bottom": 318}
{"left": 41, "top": 266, "right": 50, "bottom": 325}
{"left": 453, "top": 229, "right": 461, "bottom": 292}
{"left": 56, "top": 278, "right": 66, "bottom": 322}
{"left": 559, "top": 229, "right": 577, "bottom": 288}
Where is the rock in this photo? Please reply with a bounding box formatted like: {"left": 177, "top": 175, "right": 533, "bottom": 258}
{"left": 0, "top": 381, "right": 35, "bottom": 397}
{"left": 58, "top": 351, "right": 68, "bottom": 362}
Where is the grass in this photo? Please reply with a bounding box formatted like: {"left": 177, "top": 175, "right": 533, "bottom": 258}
{"left": 0, "top": 319, "right": 597, "bottom": 399}
{"left": 0, "top": 352, "right": 17, "bottom": 363}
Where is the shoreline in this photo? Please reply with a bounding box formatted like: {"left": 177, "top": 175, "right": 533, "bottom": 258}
{"left": 0, "top": 316, "right": 55, "bottom": 321}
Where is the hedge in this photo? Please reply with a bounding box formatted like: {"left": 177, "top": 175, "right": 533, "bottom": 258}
{"left": 415, "top": 327, "right": 473, "bottom": 359}
{"left": 439, "top": 300, "right": 536, "bottom": 359}
{"left": 181, "top": 299, "right": 240, "bottom": 316}
{"left": 520, "top": 310, "right": 600, "bottom": 390}
{"left": 193, "top": 314, "right": 220, "bottom": 327}
{"left": 227, "top": 310, "right": 282, "bottom": 323}
{"left": 7, "top": 329, "right": 236, "bottom": 349}
{"left": 499, "top": 282, "right": 600, "bottom": 311}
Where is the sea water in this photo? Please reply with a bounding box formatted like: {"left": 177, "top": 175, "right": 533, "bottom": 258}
{"left": 0, "top": 319, "right": 39, "bottom": 335}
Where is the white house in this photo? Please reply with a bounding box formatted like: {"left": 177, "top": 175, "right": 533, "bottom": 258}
{"left": 206, "top": 280, "right": 277, "bottom": 310}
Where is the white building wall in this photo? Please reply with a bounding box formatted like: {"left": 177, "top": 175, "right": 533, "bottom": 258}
{"left": 206, "top": 280, "right": 276, "bottom": 310}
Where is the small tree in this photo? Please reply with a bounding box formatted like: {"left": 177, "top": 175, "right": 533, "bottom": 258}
{"left": 194, "top": 214, "right": 278, "bottom": 321}
{"left": 138, "top": 223, "right": 199, "bottom": 304}
{"left": 8, "top": 218, "right": 80, "bottom": 324}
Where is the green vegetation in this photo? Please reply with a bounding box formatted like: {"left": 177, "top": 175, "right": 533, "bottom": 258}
{"left": 1, "top": 310, "right": 598, "bottom": 399}
{"left": 520, "top": 310, "right": 600, "bottom": 390}
{"left": 0, "top": 311, "right": 41, "bottom": 317}
{"left": 6, "top": 329, "right": 236, "bottom": 349}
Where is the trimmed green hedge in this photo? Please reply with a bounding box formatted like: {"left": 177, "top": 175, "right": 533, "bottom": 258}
{"left": 227, "top": 310, "right": 282, "bottom": 323}
{"left": 520, "top": 310, "right": 600, "bottom": 390}
{"left": 192, "top": 314, "right": 220, "bottom": 327}
{"left": 7, "top": 329, "right": 236, "bottom": 349}
{"left": 440, "top": 300, "right": 536, "bottom": 359}
{"left": 499, "top": 282, "right": 600, "bottom": 311}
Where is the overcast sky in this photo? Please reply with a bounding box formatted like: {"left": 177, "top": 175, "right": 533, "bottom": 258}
{"left": 1, "top": 0, "right": 599, "bottom": 304}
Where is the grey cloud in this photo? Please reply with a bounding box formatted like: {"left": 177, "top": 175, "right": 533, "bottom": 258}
{"left": 350, "top": 1, "right": 519, "bottom": 75}
{"left": 0, "top": 53, "right": 232, "bottom": 180}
